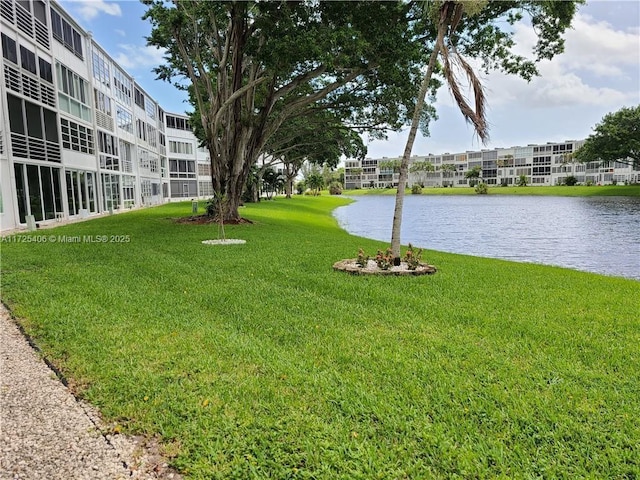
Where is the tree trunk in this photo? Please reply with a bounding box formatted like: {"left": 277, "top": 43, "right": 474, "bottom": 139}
{"left": 207, "top": 131, "right": 255, "bottom": 222}
{"left": 390, "top": 30, "right": 445, "bottom": 261}
{"left": 285, "top": 177, "right": 293, "bottom": 198}
{"left": 283, "top": 163, "right": 297, "bottom": 198}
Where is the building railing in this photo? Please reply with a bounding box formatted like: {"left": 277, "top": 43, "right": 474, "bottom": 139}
{"left": 11, "top": 132, "right": 61, "bottom": 163}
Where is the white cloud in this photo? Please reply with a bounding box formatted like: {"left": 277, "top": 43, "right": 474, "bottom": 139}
{"left": 71, "top": 0, "right": 122, "bottom": 21}
{"left": 561, "top": 13, "right": 640, "bottom": 77}
{"left": 435, "top": 10, "right": 639, "bottom": 111}
{"left": 113, "top": 44, "right": 165, "bottom": 71}
{"left": 388, "top": 5, "right": 639, "bottom": 158}
{"left": 115, "top": 29, "right": 126, "bottom": 37}
{"left": 526, "top": 72, "right": 630, "bottom": 107}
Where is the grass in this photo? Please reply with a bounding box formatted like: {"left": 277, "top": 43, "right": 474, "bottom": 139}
{"left": 346, "top": 184, "right": 640, "bottom": 196}
{"left": 1, "top": 196, "right": 639, "bottom": 479}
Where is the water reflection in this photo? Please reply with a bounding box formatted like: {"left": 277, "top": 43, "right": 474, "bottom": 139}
{"left": 333, "top": 195, "right": 640, "bottom": 280}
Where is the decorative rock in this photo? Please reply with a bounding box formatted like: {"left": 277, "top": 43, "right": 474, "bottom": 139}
{"left": 201, "top": 239, "right": 246, "bottom": 245}
{"left": 333, "top": 259, "right": 437, "bottom": 276}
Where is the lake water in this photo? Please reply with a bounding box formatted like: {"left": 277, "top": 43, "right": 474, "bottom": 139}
{"left": 333, "top": 195, "right": 640, "bottom": 280}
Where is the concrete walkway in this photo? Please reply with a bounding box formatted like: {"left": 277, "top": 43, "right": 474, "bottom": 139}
{"left": 0, "top": 305, "right": 180, "bottom": 480}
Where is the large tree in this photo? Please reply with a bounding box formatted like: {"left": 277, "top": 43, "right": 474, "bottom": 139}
{"left": 266, "top": 109, "right": 365, "bottom": 198}
{"left": 144, "top": 1, "right": 423, "bottom": 221}
{"left": 574, "top": 105, "right": 640, "bottom": 168}
{"left": 389, "top": 0, "right": 581, "bottom": 261}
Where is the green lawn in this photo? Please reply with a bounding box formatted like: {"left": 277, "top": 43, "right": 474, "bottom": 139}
{"left": 346, "top": 184, "right": 640, "bottom": 196}
{"left": 1, "top": 196, "right": 639, "bottom": 479}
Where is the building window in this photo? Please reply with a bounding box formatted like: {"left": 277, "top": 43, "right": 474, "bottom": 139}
{"left": 94, "top": 89, "right": 114, "bottom": 131}
{"left": 145, "top": 98, "right": 156, "bottom": 120}
{"left": 14, "top": 163, "right": 63, "bottom": 223}
{"left": 160, "top": 157, "right": 168, "bottom": 177}
{"left": 19, "top": 45, "right": 37, "bottom": 74}
{"left": 56, "top": 63, "right": 91, "bottom": 122}
{"left": 116, "top": 106, "right": 133, "bottom": 133}
{"left": 198, "top": 163, "right": 211, "bottom": 176}
{"left": 33, "top": 0, "right": 46, "bottom": 24}
{"left": 3, "top": 39, "right": 55, "bottom": 106}
{"left": 94, "top": 89, "right": 111, "bottom": 115}
{"left": 136, "top": 119, "right": 145, "bottom": 142}
{"left": 122, "top": 175, "right": 136, "bottom": 207}
{"left": 138, "top": 148, "right": 158, "bottom": 173}
{"left": 98, "top": 131, "right": 119, "bottom": 170}
{"left": 140, "top": 180, "right": 152, "bottom": 202}
{"left": 169, "top": 159, "right": 196, "bottom": 178}
{"left": 165, "top": 115, "right": 191, "bottom": 131}
{"left": 60, "top": 118, "right": 94, "bottom": 154}
{"left": 532, "top": 166, "right": 551, "bottom": 176}
{"left": 102, "top": 173, "right": 120, "bottom": 210}
{"left": 146, "top": 123, "right": 157, "bottom": 147}
{"left": 7, "top": 93, "right": 60, "bottom": 162}
{"left": 119, "top": 140, "right": 133, "bottom": 173}
{"left": 1, "top": 33, "right": 18, "bottom": 64}
{"left": 169, "top": 140, "right": 193, "bottom": 155}
{"left": 533, "top": 156, "right": 551, "bottom": 166}
{"left": 38, "top": 58, "right": 52, "bottom": 83}
{"left": 66, "top": 170, "right": 97, "bottom": 215}
{"left": 92, "top": 49, "right": 110, "bottom": 87}
{"left": 98, "top": 131, "right": 118, "bottom": 156}
{"left": 199, "top": 181, "right": 214, "bottom": 196}
{"left": 134, "top": 87, "right": 145, "bottom": 109}
{"left": 50, "top": 8, "right": 83, "bottom": 58}
{"left": 113, "top": 68, "right": 132, "bottom": 106}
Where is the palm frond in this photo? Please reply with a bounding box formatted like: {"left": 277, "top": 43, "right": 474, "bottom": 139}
{"left": 441, "top": 40, "right": 489, "bottom": 143}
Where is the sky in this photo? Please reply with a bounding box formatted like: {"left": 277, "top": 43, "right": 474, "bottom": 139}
{"left": 60, "top": 0, "right": 640, "bottom": 159}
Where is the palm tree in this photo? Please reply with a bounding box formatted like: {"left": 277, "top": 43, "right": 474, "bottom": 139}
{"left": 391, "top": 0, "right": 489, "bottom": 262}
{"left": 306, "top": 172, "right": 324, "bottom": 196}
{"left": 465, "top": 165, "right": 482, "bottom": 186}
{"left": 409, "top": 160, "right": 435, "bottom": 186}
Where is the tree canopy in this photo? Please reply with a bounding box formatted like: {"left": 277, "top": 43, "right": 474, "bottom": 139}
{"left": 143, "top": 0, "right": 582, "bottom": 222}
{"left": 574, "top": 106, "right": 640, "bottom": 168}
{"left": 143, "top": 0, "right": 424, "bottom": 220}
{"left": 266, "top": 108, "right": 365, "bottom": 197}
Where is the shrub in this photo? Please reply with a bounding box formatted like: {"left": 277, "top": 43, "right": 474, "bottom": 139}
{"left": 517, "top": 175, "right": 528, "bottom": 187}
{"left": 403, "top": 244, "right": 423, "bottom": 270}
{"left": 356, "top": 248, "right": 368, "bottom": 268}
{"left": 329, "top": 182, "right": 343, "bottom": 195}
{"left": 564, "top": 175, "right": 578, "bottom": 186}
{"left": 205, "top": 197, "right": 217, "bottom": 217}
{"left": 475, "top": 182, "right": 489, "bottom": 194}
{"left": 411, "top": 184, "right": 423, "bottom": 194}
{"left": 374, "top": 248, "right": 394, "bottom": 270}
{"left": 586, "top": 180, "right": 594, "bottom": 186}
{"left": 295, "top": 181, "right": 305, "bottom": 195}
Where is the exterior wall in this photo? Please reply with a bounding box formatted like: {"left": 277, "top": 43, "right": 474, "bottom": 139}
{"left": 165, "top": 112, "right": 202, "bottom": 200}
{"left": 345, "top": 157, "right": 401, "bottom": 189}
{"left": 0, "top": 0, "right": 169, "bottom": 231}
{"left": 345, "top": 140, "right": 640, "bottom": 190}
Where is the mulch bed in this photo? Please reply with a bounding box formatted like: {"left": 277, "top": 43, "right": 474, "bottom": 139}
{"left": 333, "top": 259, "right": 437, "bottom": 276}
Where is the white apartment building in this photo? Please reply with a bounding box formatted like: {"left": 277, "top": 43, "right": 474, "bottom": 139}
{"left": 345, "top": 140, "right": 640, "bottom": 190}
{"left": 0, "top": 0, "right": 189, "bottom": 231}
{"left": 163, "top": 112, "right": 216, "bottom": 201}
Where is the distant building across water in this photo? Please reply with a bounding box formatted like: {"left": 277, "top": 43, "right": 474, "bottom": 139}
{"left": 344, "top": 140, "right": 639, "bottom": 190}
